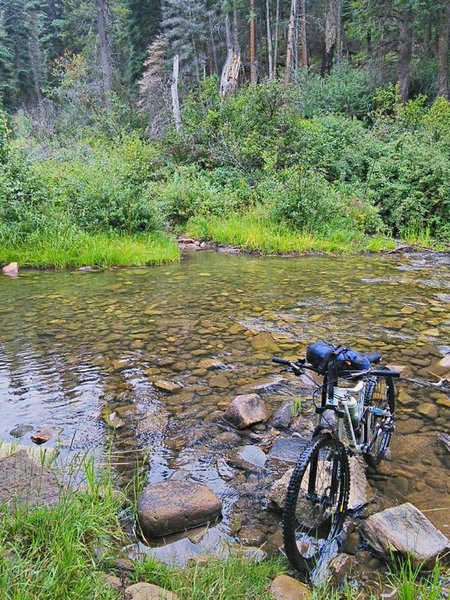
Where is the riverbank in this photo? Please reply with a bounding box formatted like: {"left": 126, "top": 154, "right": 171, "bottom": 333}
{"left": 2, "top": 219, "right": 446, "bottom": 270}
{"left": 0, "top": 231, "right": 181, "bottom": 269}
{"left": 0, "top": 449, "right": 447, "bottom": 600}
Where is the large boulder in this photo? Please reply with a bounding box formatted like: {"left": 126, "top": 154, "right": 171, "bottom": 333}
{"left": 0, "top": 450, "right": 62, "bottom": 508}
{"left": 362, "top": 502, "right": 449, "bottom": 565}
{"left": 125, "top": 582, "right": 179, "bottom": 600}
{"left": 137, "top": 480, "right": 222, "bottom": 539}
{"left": 224, "top": 394, "right": 270, "bottom": 429}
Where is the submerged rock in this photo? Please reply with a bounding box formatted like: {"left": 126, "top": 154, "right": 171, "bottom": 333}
{"left": 30, "top": 426, "right": 61, "bottom": 445}
{"left": 9, "top": 424, "right": 33, "bottom": 438}
{"left": 362, "top": 502, "right": 449, "bottom": 564}
{"left": 153, "top": 380, "right": 182, "bottom": 393}
{"left": 137, "top": 480, "right": 222, "bottom": 539}
{"left": 0, "top": 450, "right": 62, "bottom": 508}
{"left": 250, "top": 332, "right": 280, "bottom": 353}
{"left": 224, "top": 394, "right": 270, "bottom": 429}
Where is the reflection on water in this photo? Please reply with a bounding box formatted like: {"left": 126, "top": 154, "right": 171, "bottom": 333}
{"left": 0, "top": 251, "right": 449, "bottom": 559}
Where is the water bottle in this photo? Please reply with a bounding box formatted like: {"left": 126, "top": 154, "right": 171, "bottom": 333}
{"left": 346, "top": 395, "right": 360, "bottom": 430}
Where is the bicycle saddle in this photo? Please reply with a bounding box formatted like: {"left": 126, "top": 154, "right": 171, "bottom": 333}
{"left": 306, "top": 341, "right": 382, "bottom": 374}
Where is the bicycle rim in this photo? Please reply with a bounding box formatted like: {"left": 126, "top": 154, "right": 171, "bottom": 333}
{"left": 282, "top": 433, "right": 350, "bottom": 577}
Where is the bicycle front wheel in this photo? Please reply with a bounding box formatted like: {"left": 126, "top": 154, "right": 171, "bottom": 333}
{"left": 362, "top": 373, "right": 395, "bottom": 467}
{"left": 282, "top": 433, "right": 350, "bottom": 577}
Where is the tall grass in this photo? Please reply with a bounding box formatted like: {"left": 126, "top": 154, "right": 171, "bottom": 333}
{"left": 0, "top": 231, "right": 181, "bottom": 268}
{"left": 185, "top": 213, "right": 397, "bottom": 254}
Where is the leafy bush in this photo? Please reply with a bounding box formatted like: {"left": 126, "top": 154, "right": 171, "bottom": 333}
{"left": 367, "top": 133, "right": 450, "bottom": 239}
{"left": 291, "top": 66, "right": 373, "bottom": 118}
{"left": 147, "top": 165, "right": 253, "bottom": 223}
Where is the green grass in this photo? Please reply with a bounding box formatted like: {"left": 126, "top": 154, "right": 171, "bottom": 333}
{"left": 0, "top": 230, "right": 181, "bottom": 268}
{"left": 131, "top": 553, "right": 286, "bottom": 600}
{"left": 0, "top": 458, "right": 123, "bottom": 600}
{"left": 185, "top": 213, "right": 398, "bottom": 254}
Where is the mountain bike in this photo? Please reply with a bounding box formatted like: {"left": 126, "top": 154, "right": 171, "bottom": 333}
{"left": 272, "top": 341, "right": 400, "bottom": 577}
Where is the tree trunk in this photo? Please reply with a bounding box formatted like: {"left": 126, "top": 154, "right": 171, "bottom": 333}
{"left": 438, "top": 0, "right": 450, "bottom": 98}
{"left": 336, "top": 0, "right": 342, "bottom": 65}
{"left": 249, "top": 0, "right": 257, "bottom": 82}
{"left": 397, "top": 9, "right": 413, "bottom": 103}
{"left": 274, "top": 0, "right": 280, "bottom": 78}
{"left": 266, "top": 0, "right": 274, "bottom": 79}
{"left": 321, "top": 0, "right": 339, "bottom": 76}
{"left": 300, "top": 0, "right": 308, "bottom": 68}
{"left": 285, "top": 0, "right": 298, "bottom": 86}
{"left": 95, "top": 0, "right": 112, "bottom": 108}
{"left": 171, "top": 54, "right": 181, "bottom": 130}
{"left": 220, "top": 7, "right": 241, "bottom": 98}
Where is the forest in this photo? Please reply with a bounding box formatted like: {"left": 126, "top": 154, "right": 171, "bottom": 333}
{"left": 0, "top": 0, "right": 449, "bottom": 265}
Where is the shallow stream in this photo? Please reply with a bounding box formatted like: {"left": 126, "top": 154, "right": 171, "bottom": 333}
{"left": 0, "top": 250, "right": 448, "bottom": 567}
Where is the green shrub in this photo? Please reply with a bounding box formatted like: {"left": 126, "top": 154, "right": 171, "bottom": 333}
{"left": 291, "top": 65, "right": 373, "bottom": 118}
{"left": 147, "top": 165, "right": 253, "bottom": 223}
{"left": 367, "top": 133, "right": 450, "bottom": 239}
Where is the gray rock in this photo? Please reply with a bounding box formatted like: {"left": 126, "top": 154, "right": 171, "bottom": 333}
{"left": 271, "top": 403, "right": 293, "bottom": 430}
{"left": 268, "top": 437, "right": 308, "bottom": 463}
{"left": 30, "top": 426, "right": 62, "bottom": 445}
{"left": 224, "top": 394, "right": 270, "bottom": 429}
{"left": 125, "top": 582, "right": 179, "bottom": 600}
{"left": 136, "top": 410, "right": 168, "bottom": 435}
{"left": 238, "top": 445, "right": 267, "bottom": 468}
{"left": 137, "top": 480, "right": 222, "bottom": 539}
{"left": 9, "top": 424, "right": 33, "bottom": 438}
{"left": 362, "top": 502, "right": 449, "bottom": 564}
{"left": 270, "top": 575, "right": 312, "bottom": 600}
{"left": 269, "top": 469, "right": 293, "bottom": 510}
{"left": 153, "top": 380, "right": 182, "bottom": 393}
{"left": 0, "top": 450, "right": 62, "bottom": 508}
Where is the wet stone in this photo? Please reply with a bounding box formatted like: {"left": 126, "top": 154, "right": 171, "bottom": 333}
{"left": 238, "top": 445, "right": 267, "bottom": 468}
{"left": 9, "top": 424, "right": 33, "bottom": 438}
{"left": 137, "top": 480, "right": 222, "bottom": 539}
{"left": 362, "top": 502, "right": 450, "bottom": 565}
{"left": 417, "top": 402, "right": 439, "bottom": 420}
{"left": 153, "top": 380, "right": 182, "bottom": 393}
{"left": 268, "top": 437, "right": 308, "bottom": 464}
{"left": 224, "top": 394, "right": 270, "bottom": 429}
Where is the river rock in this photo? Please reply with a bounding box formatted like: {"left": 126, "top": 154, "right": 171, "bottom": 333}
{"left": 272, "top": 402, "right": 293, "bottom": 430}
{"left": 30, "top": 426, "right": 61, "bottom": 445}
{"left": 250, "top": 332, "right": 280, "bottom": 353}
{"left": 224, "top": 394, "right": 270, "bottom": 429}
{"left": 153, "top": 380, "right": 182, "bottom": 393}
{"left": 268, "top": 437, "right": 308, "bottom": 463}
{"left": 2, "top": 262, "right": 18, "bottom": 276}
{"left": 136, "top": 411, "right": 168, "bottom": 435}
{"left": 137, "top": 480, "right": 222, "bottom": 539}
{"left": 0, "top": 450, "right": 62, "bottom": 508}
{"left": 125, "top": 582, "right": 179, "bottom": 600}
{"left": 238, "top": 445, "right": 267, "bottom": 468}
{"left": 198, "top": 358, "right": 226, "bottom": 370}
{"left": 9, "top": 424, "right": 33, "bottom": 438}
{"left": 362, "top": 502, "right": 449, "bottom": 564}
{"left": 270, "top": 575, "right": 312, "bottom": 600}
{"left": 269, "top": 468, "right": 293, "bottom": 509}
{"left": 417, "top": 402, "right": 439, "bottom": 419}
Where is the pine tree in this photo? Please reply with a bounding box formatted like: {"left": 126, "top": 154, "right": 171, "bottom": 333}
{"left": 0, "top": 12, "right": 15, "bottom": 109}
{"left": 128, "top": 0, "right": 162, "bottom": 81}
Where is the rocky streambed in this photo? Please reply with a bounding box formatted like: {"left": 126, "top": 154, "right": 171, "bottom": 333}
{"left": 0, "top": 250, "right": 449, "bottom": 592}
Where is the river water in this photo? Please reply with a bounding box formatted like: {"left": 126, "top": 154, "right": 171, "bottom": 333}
{"left": 0, "top": 250, "right": 448, "bottom": 565}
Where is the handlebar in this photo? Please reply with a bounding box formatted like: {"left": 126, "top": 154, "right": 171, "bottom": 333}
{"left": 272, "top": 357, "right": 400, "bottom": 378}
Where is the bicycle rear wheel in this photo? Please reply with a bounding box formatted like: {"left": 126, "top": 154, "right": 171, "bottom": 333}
{"left": 362, "top": 373, "right": 395, "bottom": 467}
{"left": 282, "top": 433, "right": 350, "bottom": 577}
